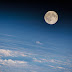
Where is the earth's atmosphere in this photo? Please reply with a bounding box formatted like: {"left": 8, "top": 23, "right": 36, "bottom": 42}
{"left": 0, "top": 1, "right": 72, "bottom": 72}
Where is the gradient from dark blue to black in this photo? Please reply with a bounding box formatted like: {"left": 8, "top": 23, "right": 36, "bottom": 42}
{"left": 0, "top": 1, "right": 72, "bottom": 43}
{"left": 0, "top": 1, "right": 72, "bottom": 36}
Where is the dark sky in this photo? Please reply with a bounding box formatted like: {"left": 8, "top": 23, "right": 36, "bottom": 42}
{"left": 0, "top": 0, "right": 71, "bottom": 28}
{"left": 0, "top": 0, "right": 72, "bottom": 33}
{"left": 0, "top": 0, "right": 72, "bottom": 20}
{"left": 0, "top": 0, "right": 72, "bottom": 12}
{"left": 0, "top": 0, "right": 72, "bottom": 34}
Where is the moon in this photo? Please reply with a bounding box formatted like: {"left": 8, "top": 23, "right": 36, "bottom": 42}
{"left": 44, "top": 11, "right": 58, "bottom": 24}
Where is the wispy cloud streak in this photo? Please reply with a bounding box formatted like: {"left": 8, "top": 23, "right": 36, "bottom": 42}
{"left": 0, "top": 49, "right": 27, "bottom": 57}
{"left": 0, "top": 59, "right": 27, "bottom": 66}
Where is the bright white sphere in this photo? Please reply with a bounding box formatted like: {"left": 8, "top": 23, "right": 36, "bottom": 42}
{"left": 44, "top": 11, "right": 58, "bottom": 24}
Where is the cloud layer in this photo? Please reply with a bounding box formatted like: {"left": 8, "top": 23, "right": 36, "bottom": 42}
{"left": 0, "top": 59, "right": 27, "bottom": 67}
{"left": 0, "top": 34, "right": 72, "bottom": 72}
{"left": 0, "top": 49, "right": 27, "bottom": 57}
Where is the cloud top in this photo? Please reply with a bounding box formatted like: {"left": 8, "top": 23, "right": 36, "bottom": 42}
{"left": 0, "top": 49, "right": 27, "bottom": 57}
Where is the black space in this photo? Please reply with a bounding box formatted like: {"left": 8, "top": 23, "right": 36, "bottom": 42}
{"left": 0, "top": 0, "right": 72, "bottom": 11}
{"left": 0, "top": 0, "right": 72, "bottom": 22}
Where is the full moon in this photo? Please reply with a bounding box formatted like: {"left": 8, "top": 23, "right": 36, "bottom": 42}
{"left": 44, "top": 11, "right": 58, "bottom": 24}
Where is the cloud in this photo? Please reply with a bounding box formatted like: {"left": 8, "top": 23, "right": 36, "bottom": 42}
{"left": 0, "top": 49, "right": 27, "bottom": 57}
{"left": 33, "top": 58, "right": 42, "bottom": 63}
{"left": 0, "top": 59, "right": 27, "bottom": 66}
{"left": 48, "top": 65, "right": 65, "bottom": 69}
{"left": 0, "top": 49, "right": 12, "bottom": 57}
{"left": 0, "top": 33, "right": 16, "bottom": 37}
{"left": 48, "top": 65, "right": 55, "bottom": 68}
{"left": 57, "top": 66, "right": 65, "bottom": 69}
{"left": 33, "top": 58, "right": 69, "bottom": 67}
{"left": 36, "top": 41, "right": 43, "bottom": 45}
{"left": 50, "top": 59, "right": 55, "bottom": 63}
{"left": 33, "top": 58, "right": 57, "bottom": 63}
{"left": 33, "top": 58, "right": 58, "bottom": 63}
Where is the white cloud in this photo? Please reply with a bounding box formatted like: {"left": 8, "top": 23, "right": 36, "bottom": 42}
{"left": 33, "top": 58, "right": 42, "bottom": 63}
{"left": 0, "top": 33, "right": 15, "bottom": 37}
{"left": 33, "top": 58, "right": 57, "bottom": 63}
{"left": 48, "top": 65, "right": 55, "bottom": 68}
{"left": 57, "top": 66, "right": 65, "bottom": 69}
{"left": 48, "top": 65, "right": 65, "bottom": 70}
{"left": 0, "top": 59, "right": 27, "bottom": 66}
{"left": 33, "top": 58, "right": 68, "bottom": 67}
{"left": 0, "top": 49, "right": 12, "bottom": 56}
{"left": 50, "top": 59, "right": 55, "bottom": 63}
{"left": 0, "top": 49, "right": 27, "bottom": 57}
{"left": 33, "top": 58, "right": 56, "bottom": 63}
{"left": 36, "top": 41, "right": 43, "bottom": 45}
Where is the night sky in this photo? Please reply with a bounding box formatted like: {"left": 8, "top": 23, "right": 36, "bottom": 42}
{"left": 0, "top": 1, "right": 72, "bottom": 72}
